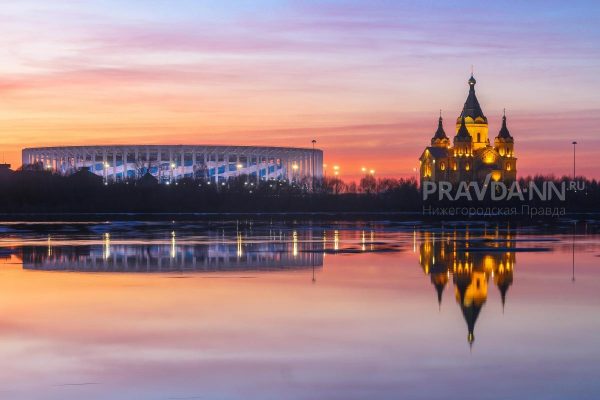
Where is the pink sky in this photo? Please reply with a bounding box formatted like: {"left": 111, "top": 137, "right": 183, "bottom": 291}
{"left": 0, "top": 1, "right": 599, "bottom": 180}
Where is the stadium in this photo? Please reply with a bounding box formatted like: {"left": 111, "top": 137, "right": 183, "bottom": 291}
{"left": 22, "top": 145, "right": 323, "bottom": 184}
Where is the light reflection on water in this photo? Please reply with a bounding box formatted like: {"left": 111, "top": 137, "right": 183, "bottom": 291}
{"left": 0, "top": 222, "right": 599, "bottom": 400}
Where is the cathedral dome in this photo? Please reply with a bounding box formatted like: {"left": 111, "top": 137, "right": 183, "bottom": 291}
{"left": 457, "top": 74, "right": 488, "bottom": 124}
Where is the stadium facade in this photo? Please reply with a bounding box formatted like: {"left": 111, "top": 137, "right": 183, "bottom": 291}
{"left": 22, "top": 145, "right": 323, "bottom": 184}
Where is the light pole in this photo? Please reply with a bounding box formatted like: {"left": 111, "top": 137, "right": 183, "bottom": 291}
{"left": 572, "top": 141, "right": 577, "bottom": 180}
{"left": 311, "top": 139, "right": 316, "bottom": 192}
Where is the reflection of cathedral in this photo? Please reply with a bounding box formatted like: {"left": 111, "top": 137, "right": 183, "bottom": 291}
{"left": 418, "top": 229, "right": 515, "bottom": 346}
{"left": 419, "top": 75, "right": 517, "bottom": 185}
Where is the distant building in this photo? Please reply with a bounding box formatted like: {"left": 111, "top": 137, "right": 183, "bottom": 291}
{"left": 419, "top": 75, "right": 517, "bottom": 186}
{"left": 21, "top": 145, "right": 323, "bottom": 184}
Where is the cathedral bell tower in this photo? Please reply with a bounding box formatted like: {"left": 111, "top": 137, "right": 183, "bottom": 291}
{"left": 493, "top": 110, "right": 517, "bottom": 182}
{"left": 494, "top": 110, "right": 514, "bottom": 157}
{"left": 431, "top": 113, "right": 450, "bottom": 148}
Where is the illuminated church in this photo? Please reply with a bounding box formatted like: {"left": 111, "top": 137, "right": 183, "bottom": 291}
{"left": 419, "top": 75, "right": 517, "bottom": 185}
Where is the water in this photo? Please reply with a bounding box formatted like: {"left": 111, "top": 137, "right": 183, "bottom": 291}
{"left": 0, "top": 220, "right": 599, "bottom": 400}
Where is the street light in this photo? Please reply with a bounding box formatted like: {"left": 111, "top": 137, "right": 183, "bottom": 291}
{"left": 572, "top": 141, "right": 577, "bottom": 180}
{"left": 361, "top": 167, "right": 367, "bottom": 173}
{"left": 311, "top": 139, "right": 317, "bottom": 191}
{"left": 369, "top": 169, "right": 375, "bottom": 175}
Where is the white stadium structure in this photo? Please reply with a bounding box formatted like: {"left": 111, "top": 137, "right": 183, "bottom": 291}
{"left": 22, "top": 145, "right": 323, "bottom": 184}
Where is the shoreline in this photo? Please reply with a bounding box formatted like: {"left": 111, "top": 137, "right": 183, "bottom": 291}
{"left": 0, "top": 211, "right": 598, "bottom": 223}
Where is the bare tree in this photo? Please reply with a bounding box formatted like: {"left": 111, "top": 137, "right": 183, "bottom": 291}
{"left": 359, "top": 175, "right": 377, "bottom": 194}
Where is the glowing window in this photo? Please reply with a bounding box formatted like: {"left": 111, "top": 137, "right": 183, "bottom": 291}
{"left": 506, "top": 163, "right": 511, "bottom": 171}
{"left": 483, "top": 151, "right": 495, "bottom": 164}
{"left": 440, "top": 162, "right": 446, "bottom": 171}
{"left": 465, "top": 163, "right": 470, "bottom": 171}
{"left": 424, "top": 164, "right": 432, "bottom": 177}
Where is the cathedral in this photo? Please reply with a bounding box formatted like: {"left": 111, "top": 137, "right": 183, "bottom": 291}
{"left": 419, "top": 75, "right": 517, "bottom": 185}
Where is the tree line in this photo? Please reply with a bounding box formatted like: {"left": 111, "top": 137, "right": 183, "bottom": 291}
{"left": 0, "top": 164, "right": 597, "bottom": 214}
{"left": 0, "top": 165, "right": 420, "bottom": 213}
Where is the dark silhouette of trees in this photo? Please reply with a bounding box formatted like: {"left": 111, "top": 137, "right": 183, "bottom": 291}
{"left": 359, "top": 175, "right": 377, "bottom": 194}
{"left": 0, "top": 167, "right": 597, "bottom": 214}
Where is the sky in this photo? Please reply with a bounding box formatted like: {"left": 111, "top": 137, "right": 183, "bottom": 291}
{"left": 0, "top": 0, "right": 599, "bottom": 180}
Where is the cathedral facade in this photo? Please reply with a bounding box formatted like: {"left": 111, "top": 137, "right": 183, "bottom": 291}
{"left": 419, "top": 75, "right": 517, "bottom": 186}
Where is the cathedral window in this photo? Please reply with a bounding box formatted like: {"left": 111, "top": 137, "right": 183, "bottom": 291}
{"left": 440, "top": 162, "right": 446, "bottom": 171}
{"left": 465, "top": 163, "right": 470, "bottom": 171}
{"left": 506, "top": 163, "right": 511, "bottom": 171}
{"left": 424, "top": 164, "right": 432, "bottom": 177}
{"left": 483, "top": 151, "right": 496, "bottom": 164}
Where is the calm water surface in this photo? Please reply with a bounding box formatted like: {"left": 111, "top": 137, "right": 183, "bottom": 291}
{"left": 0, "top": 221, "right": 599, "bottom": 400}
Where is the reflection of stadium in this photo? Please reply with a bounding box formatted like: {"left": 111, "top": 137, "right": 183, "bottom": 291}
{"left": 20, "top": 232, "right": 323, "bottom": 272}
{"left": 418, "top": 229, "right": 515, "bottom": 346}
{"left": 22, "top": 145, "right": 323, "bottom": 184}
